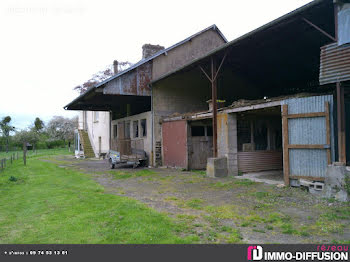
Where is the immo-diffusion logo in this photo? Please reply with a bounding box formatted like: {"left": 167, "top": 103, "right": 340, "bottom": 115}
{"left": 247, "top": 245, "right": 349, "bottom": 261}
{"left": 247, "top": 246, "right": 263, "bottom": 261}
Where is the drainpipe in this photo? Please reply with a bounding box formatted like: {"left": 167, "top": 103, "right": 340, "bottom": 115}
{"left": 151, "top": 84, "right": 154, "bottom": 167}
{"left": 109, "top": 110, "right": 112, "bottom": 151}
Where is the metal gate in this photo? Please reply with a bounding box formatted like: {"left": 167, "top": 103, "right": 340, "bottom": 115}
{"left": 282, "top": 95, "right": 334, "bottom": 185}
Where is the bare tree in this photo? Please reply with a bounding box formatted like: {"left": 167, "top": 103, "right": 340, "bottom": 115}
{"left": 46, "top": 116, "right": 78, "bottom": 145}
{"left": 73, "top": 61, "right": 132, "bottom": 94}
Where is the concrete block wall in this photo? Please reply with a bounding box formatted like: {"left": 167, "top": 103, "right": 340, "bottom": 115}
{"left": 217, "top": 112, "right": 238, "bottom": 176}
{"left": 152, "top": 29, "right": 226, "bottom": 80}
{"left": 152, "top": 73, "right": 211, "bottom": 166}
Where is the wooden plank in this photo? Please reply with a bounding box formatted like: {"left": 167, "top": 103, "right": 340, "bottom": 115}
{"left": 223, "top": 101, "right": 281, "bottom": 114}
{"left": 325, "top": 102, "right": 331, "bottom": 165}
{"left": 289, "top": 175, "right": 325, "bottom": 182}
{"left": 287, "top": 144, "right": 330, "bottom": 149}
{"left": 282, "top": 105, "right": 290, "bottom": 186}
{"left": 285, "top": 112, "right": 326, "bottom": 119}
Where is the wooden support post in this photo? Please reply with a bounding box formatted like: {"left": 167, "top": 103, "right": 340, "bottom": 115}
{"left": 325, "top": 102, "right": 331, "bottom": 165}
{"left": 250, "top": 120, "right": 254, "bottom": 145}
{"left": 267, "top": 125, "right": 271, "bottom": 151}
{"left": 336, "top": 82, "right": 346, "bottom": 164}
{"left": 198, "top": 53, "right": 227, "bottom": 159}
{"left": 282, "top": 105, "right": 290, "bottom": 186}
{"left": 10, "top": 155, "right": 12, "bottom": 164}
{"left": 23, "top": 142, "right": 27, "bottom": 166}
{"left": 211, "top": 57, "right": 218, "bottom": 158}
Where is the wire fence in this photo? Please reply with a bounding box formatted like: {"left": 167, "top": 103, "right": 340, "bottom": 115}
{"left": 0, "top": 152, "right": 20, "bottom": 172}
{"left": 0, "top": 147, "right": 70, "bottom": 173}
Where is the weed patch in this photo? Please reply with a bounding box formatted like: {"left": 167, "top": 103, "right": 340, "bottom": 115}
{"left": 110, "top": 169, "right": 156, "bottom": 180}
{"left": 185, "top": 199, "right": 204, "bottom": 210}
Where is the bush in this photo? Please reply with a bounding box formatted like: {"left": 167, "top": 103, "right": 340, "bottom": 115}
{"left": 9, "top": 176, "right": 17, "bottom": 182}
{"left": 46, "top": 140, "right": 66, "bottom": 149}
{"left": 344, "top": 173, "right": 350, "bottom": 196}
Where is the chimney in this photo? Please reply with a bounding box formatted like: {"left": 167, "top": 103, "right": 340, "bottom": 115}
{"left": 113, "top": 60, "right": 119, "bottom": 74}
{"left": 142, "top": 44, "right": 164, "bottom": 59}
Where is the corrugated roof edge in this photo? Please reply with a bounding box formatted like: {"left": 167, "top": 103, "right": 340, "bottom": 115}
{"left": 149, "top": 0, "right": 326, "bottom": 86}
{"left": 63, "top": 24, "right": 227, "bottom": 109}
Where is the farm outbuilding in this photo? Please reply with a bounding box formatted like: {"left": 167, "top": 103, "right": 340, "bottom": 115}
{"left": 161, "top": 93, "right": 336, "bottom": 185}
{"left": 151, "top": 0, "right": 350, "bottom": 196}
{"left": 65, "top": 25, "right": 228, "bottom": 165}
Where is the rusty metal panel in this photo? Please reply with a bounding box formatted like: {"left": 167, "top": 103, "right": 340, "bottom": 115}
{"left": 103, "top": 61, "right": 152, "bottom": 96}
{"left": 319, "top": 42, "right": 350, "bottom": 85}
{"left": 238, "top": 151, "right": 283, "bottom": 173}
{"left": 162, "top": 120, "right": 188, "bottom": 168}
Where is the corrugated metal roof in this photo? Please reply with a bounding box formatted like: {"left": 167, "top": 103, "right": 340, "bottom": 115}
{"left": 64, "top": 24, "right": 227, "bottom": 109}
{"left": 151, "top": 0, "right": 330, "bottom": 85}
{"left": 319, "top": 42, "right": 350, "bottom": 85}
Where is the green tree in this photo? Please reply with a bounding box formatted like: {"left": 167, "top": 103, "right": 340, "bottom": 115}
{"left": 13, "top": 130, "right": 39, "bottom": 150}
{"left": 30, "top": 117, "right": 44, "bottom": 151}
{"left": 34, "top": 117, "right": 44, "bottom": 132}
{"left": 0, "top": 116, "right": 15, "bottom": 153}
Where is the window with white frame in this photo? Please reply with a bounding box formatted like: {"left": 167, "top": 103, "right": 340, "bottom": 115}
{"left": 94, "top": 111, "right": 99, "bottom": 122}
{"left": 133, "top": 120, "right": 139, "bottom": 138}
{"left": 113, "top": 124, "right": 118, "bottom": 138}
{"left": 140, "top": 119, "right": 147, "bottom": 137}
{"left": 124, "top": 121, "right": 130, "bottom": 139}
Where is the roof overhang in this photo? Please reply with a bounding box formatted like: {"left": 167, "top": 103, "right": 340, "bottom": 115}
{"left": 64, "top": 61, "right": 153, "bottom": 111}
{"left": 64, "top": 90, "right": 151, "bottom": 112}
{"left": 151, "top": 0, "right": 335, "bottom": 96}
{"left": 64, "top": 24, "right": 227, "bottom": 111}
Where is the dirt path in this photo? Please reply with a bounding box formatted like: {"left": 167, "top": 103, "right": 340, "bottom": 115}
{"left": 45, "top": 155, "right": 350, "bottom": 244}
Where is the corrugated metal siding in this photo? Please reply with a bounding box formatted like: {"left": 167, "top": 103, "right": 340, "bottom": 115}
{"left": 289, "top": 149, "right": 328, "bottom": 177}
{"left": 281, "top": 95, "right": 335, "bottom": 178}
{"left": 289, "top": 118, "right": 326, "bottom": 145}
{"left": 238, "top": 151, "right": 283, "bottom": 173}
{"left": 319, "top": 43, "right": 350, "bottom": 85}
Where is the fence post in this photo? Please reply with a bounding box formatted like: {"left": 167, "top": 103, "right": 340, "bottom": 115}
{"left": 17, "top": 152, "right": 18, "bottom": 160}
{"left": 23, "top": 142, "right": 27, "bottom": 166}
{"left": 10, "top": 155, "right": 12, "bottom": 164}
{"left": 1, "top": 159, "right": 3, "bottom": 171}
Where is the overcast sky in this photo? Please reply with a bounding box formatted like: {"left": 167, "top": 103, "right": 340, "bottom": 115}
{"left": 0, "top": 0, "right": 312, "bottom": 130}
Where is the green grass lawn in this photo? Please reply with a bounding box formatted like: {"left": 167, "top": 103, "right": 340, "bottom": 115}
{"left": 0, "top": 150, "right": 195, "bottom": 244}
